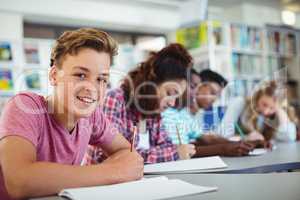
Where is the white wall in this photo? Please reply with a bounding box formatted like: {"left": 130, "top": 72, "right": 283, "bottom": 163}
{"left": 0, "top": 12, "right": 23, "bottom": 40}
{"left": 0, "top": 0, "right": 180, "bottom": 34}
{"left": 241, "top": 3, "right": 281, "bottom": 26}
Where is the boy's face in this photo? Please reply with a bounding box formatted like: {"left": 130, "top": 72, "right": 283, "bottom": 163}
{"left": 190, "top": 73, "right": 201, "bottom": 92}
{"left": 195, "top": 83, "right": 218, "bottom": 109}
{"left": 50, "top": 48, "right": 110, "bottom": 118}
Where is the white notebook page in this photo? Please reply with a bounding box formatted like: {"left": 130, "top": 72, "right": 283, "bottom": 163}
{"left": 144, "top": 156, "right": 227, "bottom": 174}
{"left": 59, "top": 176, "right": 217, "bottom": 200}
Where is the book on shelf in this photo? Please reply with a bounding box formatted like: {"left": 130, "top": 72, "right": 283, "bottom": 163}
{"left": 0, "top": 68, "right": 13, "bottom": 91}
{"left": 0, "top": 42, "right": 13, "bottom": 62}
{"left": 267, "top": 56, "right": 279, "bottom": 74}
{"left": 233, "top": 79, "right": 247, "bottom": 97}
{"left": 232, "top": 53, "right": 264, "bottom": 77}
{"left": 25, "top": 72, "right": 41, "bottom": 90}
{"left": 231, "top": 24, "right": 263, "bottom": 51}
{"left": 199, "top": 22, "right": 208, "bottom": 47}
{"left": 211, "top": 21, "right": 223, "bottom": 45}
{"left": 267, "top": 30, "right": 297, "bottom": 56}
{"left": 59, "top": 176, "right": 217, "bottom": 200}
{"left": 176, "top": 26, "right": 201, "bottom": 49}
{"left": 176, "top": 21, "right": 223, "bottom": 50}
{"left": 231, "top": 79, "right": 261, "bottom": 97}
{"left": 24, "top": 43, "right": 40, "bottom": 64}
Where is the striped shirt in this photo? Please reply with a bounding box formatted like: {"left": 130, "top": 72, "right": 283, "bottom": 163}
{"left": 84, "top": 88, "right": 179, "bottom": 164}
{"left": 162, "top": 107, "right": 203, "bottom": 144}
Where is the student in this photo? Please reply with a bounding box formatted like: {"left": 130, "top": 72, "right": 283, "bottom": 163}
{"left": 162, "top": 69, "right": 256, "bottom": 157}
{"left": 84, "top": 43, "right": 196, "bottom": 164}
{"left": 219, "top": 80, "right": 297, "bottom": 142}
{"left": 0, "top": 28, "right": 143, "bottom": 200}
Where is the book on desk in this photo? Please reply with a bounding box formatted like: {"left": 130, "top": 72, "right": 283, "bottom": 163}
{"left": 59, "top": 176, "right": 217, "bottom": 200}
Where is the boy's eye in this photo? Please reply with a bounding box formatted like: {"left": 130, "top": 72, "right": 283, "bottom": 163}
{"left": 98, "top": 77, "right": 108, "bottom": 84}
{"left": 74, "top": 73, "right": 86, "bottom": 80}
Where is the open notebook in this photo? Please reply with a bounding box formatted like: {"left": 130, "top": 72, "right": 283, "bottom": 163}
{"left": 59, "top": 176, "right": 217, "bottom": 200}
{"left": 144, "top": 156, "right": 227, "bottom": 174}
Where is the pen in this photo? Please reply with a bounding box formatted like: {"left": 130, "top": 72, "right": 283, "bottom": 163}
{"left": 235, "top": 123, "right": 245, "bottom": 140}
{"left": 176, "top": 125, "right": 183, "bottom": 145}
{"left": 131, "top": 126, "right": 137, "bottom": 152}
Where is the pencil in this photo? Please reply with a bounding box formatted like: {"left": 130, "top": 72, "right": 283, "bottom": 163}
{"left": 176, "top": 125, "right": 183, "bottom": 145}
{"left": 235, "top": 123, "right": 245, "bottom": 140}
{"left": 131, "top": 126, "right": 137, "bottom": 152}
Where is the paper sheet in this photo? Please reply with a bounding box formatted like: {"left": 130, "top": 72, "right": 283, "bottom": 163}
{"left": 59, "top": 176, "right": 217, "bottom": 200}
{"left": 248, "top": 148, "right": 268, "bottom": 156}
{"left": 144, "top": 156, "right": 227, "bottom": 174}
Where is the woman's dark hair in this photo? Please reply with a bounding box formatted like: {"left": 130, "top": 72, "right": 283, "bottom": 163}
{"left": 190, "top": 68, "right": 199, "bottom": 76}
{"left": 199, "top": 69, "right": 228, "bottom": 88}
{"left": 121, "top": 43, "right": 193, "bottom": 117}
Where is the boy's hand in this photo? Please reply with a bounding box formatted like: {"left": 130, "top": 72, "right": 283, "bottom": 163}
{"left": 247, "top": 140, "right": 273, "bottom": 149}
{"left": 221, "top": 142, "right": 255, "bottom": 156}
{"left": 246, "top": 131, "right": 265, "bottom": 141}
{"left": 177, "top": 144, "right": 196, "bottom": 160}
{"left": 103, "top": 149, "right": 144, "bottom": 183}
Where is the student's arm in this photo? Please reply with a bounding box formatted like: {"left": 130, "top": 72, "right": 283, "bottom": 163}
{"left": 137, "top": 120, "right": 195, "bottom": 163}
{"left": 100, "top": 132, "right": 131, "bottom": 155}
{"left": 0, "top": 136, "right": 143, "bottom": 199}
{"left": 215, "top": 97, "right": 245, "bottom": 138}
{"left": 137, "top": 127, "right": 180, "bottom": 163}
{"left": 195, "top": 134, "right": 230, "bottom": 145}
{"left": 275, "top": 108, "right": 297, "bottom": 142}
{"left": 193, "top": 141, "right": 254, "bottom": 157}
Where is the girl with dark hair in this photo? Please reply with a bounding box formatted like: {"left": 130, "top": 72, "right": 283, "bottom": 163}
{"left": 84, "top": 43, "right": 196, "bottom": 164}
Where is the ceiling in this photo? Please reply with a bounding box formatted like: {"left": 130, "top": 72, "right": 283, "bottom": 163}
{"left": 82, "top": 0, "right": 300, "bottom": 12}
{"left": 82, "top": 0, "right": 192, "bottom": 8}
{"left": 284, "top": 0, "right": 300, "bottom": 12}
{"left": 209, "top": 0, "right": 299, "bottom": 12}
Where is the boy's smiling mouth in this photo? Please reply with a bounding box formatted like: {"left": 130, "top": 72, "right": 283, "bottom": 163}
{"left": 76, "top": 96, "right": 96, "bottom": 104}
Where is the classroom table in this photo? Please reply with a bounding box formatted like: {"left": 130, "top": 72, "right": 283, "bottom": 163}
{"left": 168, "top": 173, "right": 300, "bottom": 200}
{"left": 30, "top": 173, "right": 300, "bottom": 200}
{"left": 200, "top": 142, "right": 300, "bottom": 173}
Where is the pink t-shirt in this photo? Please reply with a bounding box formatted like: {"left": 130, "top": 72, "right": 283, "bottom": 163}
{"left": 0, "top": 92, "right": 117, "bottom": 199}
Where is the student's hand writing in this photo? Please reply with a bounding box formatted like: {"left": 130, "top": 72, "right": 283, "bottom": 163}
{"left": 103, "top": 149, "right": 144, "bottom": 183}
{"left": 177, "top": 144, "right": 196, "bottom": 160}
{"left": 221, "top": 142, "right": 255, "bottom": 156}
{"left": 248, "top": 140, "right": 273, "bottom": 149}
{"left": 246, "top": 131, "right": 265, "bottom": 141}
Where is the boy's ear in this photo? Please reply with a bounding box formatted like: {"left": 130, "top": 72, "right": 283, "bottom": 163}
{"left": 49, "top": 66, "right": 58, "bottom": 86}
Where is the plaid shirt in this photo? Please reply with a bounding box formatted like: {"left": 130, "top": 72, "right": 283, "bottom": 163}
{"left": 84, "top": 88, "right": 179, "bottom": 164}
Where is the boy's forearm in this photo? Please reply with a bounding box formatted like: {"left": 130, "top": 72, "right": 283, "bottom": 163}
{"left": 8, "top": 162, "right": 119, "bottom": 199}
{"left": 196, "top": 135, "right": 229, "bottom": 145}
{"left": 193, "top": 144, "right": 224, "bottom": 157}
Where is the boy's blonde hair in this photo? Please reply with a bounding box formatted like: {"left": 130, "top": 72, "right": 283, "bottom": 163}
{"left": 50, "top": 28, "right": 118, "bottom": 67}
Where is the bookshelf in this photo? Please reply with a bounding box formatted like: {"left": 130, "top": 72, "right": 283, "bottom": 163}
{"left": 264, "top": 25, "right": 300, "bottom": 114}
{"left": 176, "top": 21, "right": 232, "bottom": 79}
{"left": 176, "top": 21, "right": 300, "bottom": 101}
{"left": 0, "top": 38, "right": 54, "bottom": 113}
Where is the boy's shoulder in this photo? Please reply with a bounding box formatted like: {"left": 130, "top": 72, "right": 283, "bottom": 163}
{"left": 106, "top": 88, "right": 125, "bottom": 100}
{"left": 8, "top": 92, "right": 46, "bottom": 111}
